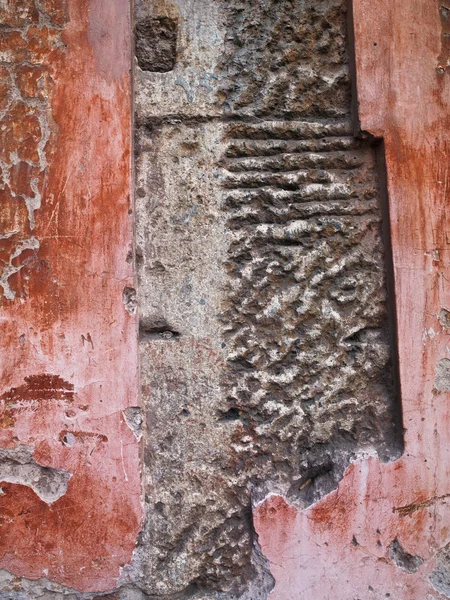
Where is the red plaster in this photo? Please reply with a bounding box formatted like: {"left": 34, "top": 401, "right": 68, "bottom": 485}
{"left": 0, "top": 0, "right": 141, "bottom": 592}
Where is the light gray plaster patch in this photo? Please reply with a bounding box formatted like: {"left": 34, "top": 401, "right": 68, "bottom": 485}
{"left": 0, "top": 446, "right": 71, "bottom": 504}
{"left": 435, "top": 358, "right": 450, "bottom": 392}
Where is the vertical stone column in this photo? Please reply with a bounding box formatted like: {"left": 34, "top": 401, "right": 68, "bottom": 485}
{"left": 0, "top": 0, "right": 140, "bottom": 592}
{"left": 135, "top": 0, "right": 401, "bottom": 596}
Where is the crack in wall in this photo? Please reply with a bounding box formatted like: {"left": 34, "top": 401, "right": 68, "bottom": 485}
{"left": 134, "top": 0, "right": 402, "bottom": 597}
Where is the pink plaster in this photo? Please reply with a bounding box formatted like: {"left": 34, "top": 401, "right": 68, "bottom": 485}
{"left": 0, "top": 0, "right": 141, "bottom": 592}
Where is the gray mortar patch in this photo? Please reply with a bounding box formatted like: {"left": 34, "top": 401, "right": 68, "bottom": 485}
{"left": 435, "top": 358, "right": 450, "bottom": 392}
{"left": 430, "top": 543, "right": 450, "bottom": 597}
{"left": 438, "top": 308, "right": 450, "bottom": 329}
{"left": 0, "top": 446, "right": 71, "bottom": 504}
{"left": 388, "top": 538, "right": 423, "bottom": 573}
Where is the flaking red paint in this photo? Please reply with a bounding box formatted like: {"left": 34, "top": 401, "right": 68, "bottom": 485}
{"left": 0, "top": 0, "right": 141, "bottom": 592}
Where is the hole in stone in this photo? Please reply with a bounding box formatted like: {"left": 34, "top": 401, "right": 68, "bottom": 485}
{"left": 135, "top": 16, "right": 178, "bottom": 73}
{"left": 218, "top": 407, "right": 241, "bottom": 422}
{"left": 140, "top": 325, "right": 180, "bottom": 340}
{"left": 61, "top": 432, "right": 76, "bottom": 447}
{"left": 140, "top": 318, "right": 180, "bottom": 341}
{"left": 298, "top": 460, "right": 333, "bottom": 493}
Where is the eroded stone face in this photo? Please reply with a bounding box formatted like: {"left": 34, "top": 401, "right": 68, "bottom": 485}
{"left": 218, "top": 0, "right": 350, "bottom": 118}
{"left": 135, "top": 0, "right": 401, "bottom": 596}
{"left": 135, "top": 16, "right": 178, "bottom": 73}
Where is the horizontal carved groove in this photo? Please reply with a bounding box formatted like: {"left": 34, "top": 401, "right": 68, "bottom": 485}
{"left": 224, "top": 120, "right": 353, "bottom": 140}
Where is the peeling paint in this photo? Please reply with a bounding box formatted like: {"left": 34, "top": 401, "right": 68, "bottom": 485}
{"left": 0, "top": 446, "right": 71, "bottom": 504}
{"left": 435, "top": 359, "right": 450, "bottom": 392}
{"left": 254, "top": 0, "right": 450, "bottom": 597}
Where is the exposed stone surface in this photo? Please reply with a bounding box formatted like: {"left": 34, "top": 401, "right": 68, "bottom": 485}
{"left": 134, "top": 0, "right": 401, "bottom": 597}
{"left": 0, "top": 445, "right": 71, "bottom": 504}
{"left": 218, "top": 0, "right": 350, "bottom": 118}
{"left": 135, "top": 17, "right": 178, "bottom": 73}
{"left": 435, "top": 358, "right": 450, "bottom": 392}
{"left": 388, "top": 538, "right": 424, "bottom": 574}
{"left": 220, "top": 119, "right": 400, "bottom": 508}
{"left": 0, "top": 0, "right": 401, "bottom": 597}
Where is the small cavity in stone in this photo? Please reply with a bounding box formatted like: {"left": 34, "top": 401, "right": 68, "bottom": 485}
{"left": 135, "top": 17, "right": 178, "bottom": 73}
{"left": 388, "top": 538, "right": 423, "bottom": 573}
{"left": 123, "top": 287, "right": 138, "bottom": 315}
{"left": 439, "top": 308, "right": 450, "bottom": 329}
{"left": 435, "top": 358, "right": 450, "bottom": 392}
{"left": 123, "top": 407, "right": 143, "bottom": 441}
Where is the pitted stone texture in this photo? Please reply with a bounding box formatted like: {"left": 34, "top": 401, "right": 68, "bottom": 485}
{"left": 219, "top": 0, "right": 350, "bottom": 118}
{"left": 220, "top": 119, "right": 401, "bottom": 504}
{"left": 135, "top": 0, "right": 400, "bottom": 597}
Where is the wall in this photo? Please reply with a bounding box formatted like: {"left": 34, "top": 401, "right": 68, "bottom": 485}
{"left": 254, "top": 1, "right": 450, "bottom": 598}
{"left": 0, "top": 0, "right": 420, "bottom": 598}
{"left": 0, "top": 0, "right": 141, "bottom": 596}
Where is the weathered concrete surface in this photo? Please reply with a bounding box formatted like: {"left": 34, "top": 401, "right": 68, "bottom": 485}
{"left": 135, "top": 0, "right": 401, "bottom": 596}
{"left": 0, "top": 0, "right": 141, "bottom": 593}
{"left": 254, "top": 1, "right": 450, "bottom": 598}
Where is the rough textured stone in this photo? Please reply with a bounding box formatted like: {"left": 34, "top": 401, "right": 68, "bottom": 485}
{"left": 135, "top": 17, "right": 178, "bottom": 73}
{"left": 218, "top": 0, "right": 350, "bottom": 118}
{"left": 435, "top": 358, "right": 450, "bottom": 392}
{"left": 134, "top": 0, "right": 401, "bottom": 597}
{"left": 430, "top": 543, "right": 450, "bottom": 597}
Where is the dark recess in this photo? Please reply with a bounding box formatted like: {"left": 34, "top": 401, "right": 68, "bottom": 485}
{"left": 135, "top": 16, "right": 178, "bottom": 73}
{"left": 375, "top": 140, "right": 405, "bottom": 454}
